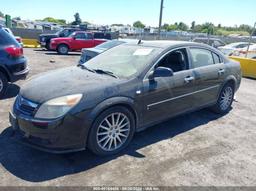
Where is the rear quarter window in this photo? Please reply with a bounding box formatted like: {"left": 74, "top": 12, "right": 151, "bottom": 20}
{"left": 0, "top": 30, "right": 19, "bottom": 46}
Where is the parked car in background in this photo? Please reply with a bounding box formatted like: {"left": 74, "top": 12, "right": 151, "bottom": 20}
{"left": 39, "top": 28, "right": 85, "bottom": 50}
{"left": 0, "top": 27, "right": 29, "bottom": 98}
{"left": 3, "top": 27, "right": 23, "bottom": 46}
{"left": 232, "top": 44, "right": 256, "bottom": 59}
{"left": 39, "top": 28, "right": 118, "bottom": 50}
{"left": 10, "top": 41, "right": 241, "bottom": 156}
{"left": 50, "top": 31, "right": 107, "bottom": 55}
{"left": 219, "top": 42, "right": 252, "bottom": 56}
{"left": 79, "top": 39, "right": 138, "bottom": 64}
{"left": 192, "top": 37, "right": 226, "bottom": 48}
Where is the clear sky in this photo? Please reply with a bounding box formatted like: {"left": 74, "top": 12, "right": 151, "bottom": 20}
{"left": 1, "top": 0, "right": 256, "bottom": 27}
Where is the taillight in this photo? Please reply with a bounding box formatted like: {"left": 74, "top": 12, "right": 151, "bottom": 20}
{"left": 16, "top": 37, "right": 22, "bottom": 43}
{"left": 5, "top": 46, "right": 23, "bottom": 57}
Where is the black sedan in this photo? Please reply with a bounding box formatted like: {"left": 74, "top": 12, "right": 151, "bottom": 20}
{"left": 10, "top": 41, "right": 241, "bottom": 156}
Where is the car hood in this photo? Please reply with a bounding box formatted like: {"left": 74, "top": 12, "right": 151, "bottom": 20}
{"left": 20, "top": 66, "right": 119, "bottom": 103}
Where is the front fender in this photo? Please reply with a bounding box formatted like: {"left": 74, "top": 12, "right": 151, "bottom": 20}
{"left": 88, "top": 96, "right": 137, "bottom": 122}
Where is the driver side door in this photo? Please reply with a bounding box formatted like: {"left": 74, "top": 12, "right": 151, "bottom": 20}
{"left": 140, "top": 48, "right": 197, "bottom": 126}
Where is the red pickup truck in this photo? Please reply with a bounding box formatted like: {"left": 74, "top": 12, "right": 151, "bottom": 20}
{"left": 50, "top": 31, "right": 107, "bottom": 55}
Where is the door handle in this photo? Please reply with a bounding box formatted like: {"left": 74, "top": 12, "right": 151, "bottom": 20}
{"left": 218, "top": 69, "right": 225, "bottom": 75}
{"left": 184, "top": 76, "right": 195, "bottom": 83}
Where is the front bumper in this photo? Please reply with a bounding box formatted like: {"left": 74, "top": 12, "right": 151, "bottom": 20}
{"left": 9, "top": 108, "right": 91, "bottom": 154}
{"left": 39, "top": 41, "right": 46, "bottom": 47}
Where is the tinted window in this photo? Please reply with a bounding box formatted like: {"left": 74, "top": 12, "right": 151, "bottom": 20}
{"left": 212, "top": 52, "right": 222, "bottom": 64}
{"left": 190, "top": 48, "right": 214, "bottom": 68}
{"left": 0, "top": 30, "right": 19, "bottom": 46}
{"left": 75, "top": 33, "right": 86, "bottom": 39}
{"left": 236, "top": 44, "right": 249, "bottom": 48}
{"left": 158, "top": 48, "right": 188, "bottom": 72}
{"left": 87, "top": 33, "right": 93, "bottom": 39}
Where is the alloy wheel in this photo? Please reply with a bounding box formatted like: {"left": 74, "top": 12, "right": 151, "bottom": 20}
{"left": 220, "top": 86, "right": 233, "bottom": 111}
{"left": 96, "top": 112, "right": 131, "bottom": 152}
{"left": 59, "top": 46, "right": 68, "bottom": 54}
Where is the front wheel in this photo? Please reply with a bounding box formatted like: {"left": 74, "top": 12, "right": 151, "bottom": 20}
{"left": 211, "top": 83, "right": 235, "bottom": 114}
{"left": 57, "top": 44, "right": 69, "bottom": 55}
{"left": 88, "top": 106, "right": 135, "bottom": 156}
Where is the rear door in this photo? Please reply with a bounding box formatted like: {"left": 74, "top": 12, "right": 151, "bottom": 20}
{"left": 74, "top": 33, "right": 94, "bottom": 50}
{"left": 188, "top": 47, "right": 226, "bottom": 107}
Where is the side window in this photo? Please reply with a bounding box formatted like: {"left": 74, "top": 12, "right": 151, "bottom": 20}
{"left": 63, "top": 30, "right": 70, "bottom": 37}
{"left": 190, "top": 48, "right": 214, "bottom": 68}
{"left": 212, "top": 52, "right": 222, "bottom": 64}
{"left": 214, "top": 40, "right": 222, "bottom": 47}
{"left": 75, "top": 33, "right": 86, "bottom": 39}
{"left": 87, "top": 33, "right": 93, "bottom": 39}
{"left": 157, "top": 48, "right": 188, "bottom": 73}
{"left": 236, "top": 44, "right": 248, "bottom": 49}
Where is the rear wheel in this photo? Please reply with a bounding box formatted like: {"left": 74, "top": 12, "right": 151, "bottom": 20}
{"left": 57, "top": 44, "right": 69, "bottom": 55}
{"left": 0, "top": 72, "right": 8, "bottom": 98}
{"left": 211, "top": 83, "right": 234, "bottom": 114}
{"left": 88, "top": 106, "right": 135, "bottom": 156}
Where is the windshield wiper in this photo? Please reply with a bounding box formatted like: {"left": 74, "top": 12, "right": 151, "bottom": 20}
{"left": 94, "top": 69, "right": 118, "bottom": 78}
{"left": 78, "top": 64, "right": 96, "bottom": 73}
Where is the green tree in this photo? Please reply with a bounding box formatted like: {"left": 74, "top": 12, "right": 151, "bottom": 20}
{"left": 133, "top": 21, "right": 145, "bottom": 28}
{"left": 177, "top": 22, "right": 188, "bottom": 31}
{"left": 167, "top": 24, "right": 178, "bottom": 31}
{"left": 191, "top": 21, "right": 196, "bottom": 30}
{"left": 72, "top": 13, "right": 82, "bottom": 25}
{"left": 162, "top": 23, "right": 169, "bottom": 30}
{"left": 42, "top": 17, "right": 66, "bottom": 25}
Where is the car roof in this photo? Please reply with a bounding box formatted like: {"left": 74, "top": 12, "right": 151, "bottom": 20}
{"left": 131, "top": 40, "right": 205, "bottom": 49}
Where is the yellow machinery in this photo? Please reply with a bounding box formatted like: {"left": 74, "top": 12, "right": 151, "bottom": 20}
{"left": 22, "top": 39, "right": 40, "bottom": 48}
{"left": 229, "top": 56, "right": 256, "bottom": 79}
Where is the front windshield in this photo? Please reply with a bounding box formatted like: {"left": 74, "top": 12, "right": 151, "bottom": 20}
{"left": 84, "top": 44, "right": 162, "bottom": 78}
{"left": 96, "top": 40, "right": 124, "bottom": 49}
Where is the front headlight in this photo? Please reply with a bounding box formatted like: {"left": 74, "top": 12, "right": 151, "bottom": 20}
{"left": 35, "top": 94, "right": 83, "bottom": 119}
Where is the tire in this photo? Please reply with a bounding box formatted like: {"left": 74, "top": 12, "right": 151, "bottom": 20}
{"left": 0, "top": 72, "right": 8, "bottom": 98}
{"left": 88, "top": 106, "right": 135, "bottom": 156}
{"left": 45, "top": 42, "right": 51, "bottom": 50}
{"left": 57, "top": 44, "right": 69, "bottom": 55}
{"left": 211, "top": 83, "right": 235, "bottom": 114}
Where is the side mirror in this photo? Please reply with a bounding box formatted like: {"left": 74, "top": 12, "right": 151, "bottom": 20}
{"left": 72, "top": 35, "right": 76, "bottom": 40}
{"left": 148, "top": 67, "right": 173, "bottom": 80}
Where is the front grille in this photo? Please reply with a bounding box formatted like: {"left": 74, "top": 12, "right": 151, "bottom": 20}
{"left": 15, "top": 96, "right": 39, "bottom": 116}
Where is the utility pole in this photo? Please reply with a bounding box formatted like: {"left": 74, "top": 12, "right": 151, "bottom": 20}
{"left": 158, "top": 0, "right": 164, "bottom": 40}
{"left": 245, "top": 22, "right": 256, "bottom": 58}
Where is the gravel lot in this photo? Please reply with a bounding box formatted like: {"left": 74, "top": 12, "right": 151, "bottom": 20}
{"left": 0, "top": 48, "right": 256, "bottom": 186}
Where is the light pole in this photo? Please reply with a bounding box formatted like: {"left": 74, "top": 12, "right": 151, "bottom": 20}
{"left": 245, "top": 22, "right": 256, "bottom": 58}
{"left": 158, "top": 0, "right": 164, "bottom": 40}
